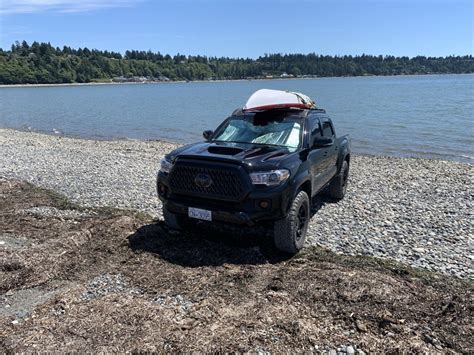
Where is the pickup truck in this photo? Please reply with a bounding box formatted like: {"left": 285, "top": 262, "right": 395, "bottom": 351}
{"left": 157, "top": 107, "right": 350, "bottom": 253}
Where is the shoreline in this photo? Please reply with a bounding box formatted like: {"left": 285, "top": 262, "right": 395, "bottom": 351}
{"left": 2, "top": 126, "right": 472, "bottom": 165}
{"left": 0, "top": 72, "right": 471, "bottom": 88}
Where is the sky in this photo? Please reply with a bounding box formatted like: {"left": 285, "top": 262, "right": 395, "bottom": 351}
{"left": 0, "top": 0, "right": 472, "bottom": 58}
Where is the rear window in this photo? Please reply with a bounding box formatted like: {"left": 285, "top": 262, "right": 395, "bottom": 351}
{"left": 322, "top": 121, "right": 334, "bottom": 136}
{"left": 310, "top": 117, "right": 322, "bottom": 138}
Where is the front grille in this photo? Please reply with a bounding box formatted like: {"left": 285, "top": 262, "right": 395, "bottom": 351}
{"left": 169, "top": 161, "right": 247, "bottom": 201}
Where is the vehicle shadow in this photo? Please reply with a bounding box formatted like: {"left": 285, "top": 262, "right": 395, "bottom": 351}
{"left": 127, "top": 221, "right": 291, "bottom": 267}
{"left": 128, "top": 194, "right": 334, "bottom": 268}
{"left": 310, "top": 194, "right": 334, "bottom": 217}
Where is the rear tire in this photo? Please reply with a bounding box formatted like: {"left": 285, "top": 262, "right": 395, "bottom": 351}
{"left": 328, "top": 160, "right": 349, "bottom": 200}
{"left": 273, "top": 190, "right": 310, "bottom": 254}
{"left": 163, "top": 208, "right": 185, "bottom": 231}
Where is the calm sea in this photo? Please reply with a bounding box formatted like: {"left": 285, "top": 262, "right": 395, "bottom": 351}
{"left": 1, "top": 74, "right": 473, "bottom": 163}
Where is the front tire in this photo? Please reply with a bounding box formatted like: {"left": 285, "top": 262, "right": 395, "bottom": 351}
{"left": 273, "top": 190, "right": 310, "bottom": 254}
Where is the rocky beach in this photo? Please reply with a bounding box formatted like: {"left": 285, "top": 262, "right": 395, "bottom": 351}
{"left": 1, "top": 128, "right": 472, "bottom": 278}
{"left": 1, "top": 128, "right": 473, "bottom": 352}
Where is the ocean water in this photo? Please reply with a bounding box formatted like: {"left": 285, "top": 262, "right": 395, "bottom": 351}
{"left": 1, "top": 74, "right": 473, "bottom": 163}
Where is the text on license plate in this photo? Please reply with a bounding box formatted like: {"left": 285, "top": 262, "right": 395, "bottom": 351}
{"left": 188, "top": 207, "right": 212, "bottom": 221}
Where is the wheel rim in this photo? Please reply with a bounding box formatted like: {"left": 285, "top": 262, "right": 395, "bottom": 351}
{"left": 296, "top": 203, "right": 308, "bottom": 241}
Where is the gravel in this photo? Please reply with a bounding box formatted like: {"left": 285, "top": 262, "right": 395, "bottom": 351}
{"left": 0, "top": 129, "right": 177, "bottom": 214}
{"left": 82, "top": 273, "right": 142, "bottom": 300}
{"left": 307, "top": 155, "right": 473, "bottom": 279}
{"left": 1, "top": 286, "right": 61, "bottom": 319}
{"left": 0, "top": 234, "right": 32, "bottom": 250}
{"left": 1, "top": 129, "right": 473, "bottom": 278}
{"left": 21, "top": 206, "right": 91, "bottom": 220}
{"left": 82, "top": 273, "right": 193, "bottom": 311}
{"left": 153, "top": 294, "right": 194, "bottom": 312}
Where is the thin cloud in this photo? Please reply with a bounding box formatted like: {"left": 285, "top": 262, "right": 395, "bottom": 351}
{"left": 2, "top": 25, "right": 33, "bottom": 35}
{"left": 0, "top": 0, "right": 144, "bottom": 15}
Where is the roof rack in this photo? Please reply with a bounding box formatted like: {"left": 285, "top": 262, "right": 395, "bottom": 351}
{"left": 231, "top": 107, "right": 325, "bottom": 116}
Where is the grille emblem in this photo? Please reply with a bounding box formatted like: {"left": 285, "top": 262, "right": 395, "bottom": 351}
{"left": 194, "top": 173, "right": 213, "bottom": 188}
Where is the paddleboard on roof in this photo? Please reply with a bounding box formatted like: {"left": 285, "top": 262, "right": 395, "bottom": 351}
{"left": 243, "top": 89, "right": 316, "bottom": 112}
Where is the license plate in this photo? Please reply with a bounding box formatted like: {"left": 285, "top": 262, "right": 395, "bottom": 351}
{"left": 188, "top": 207, "right": 212, "bottom": 221}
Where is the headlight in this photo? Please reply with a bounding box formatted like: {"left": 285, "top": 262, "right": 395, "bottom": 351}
{"left": 159, "top": 157, "right": 173, "bottom": 174}
{"left": 250, "top": 169, "right": 290, "bottom": 186}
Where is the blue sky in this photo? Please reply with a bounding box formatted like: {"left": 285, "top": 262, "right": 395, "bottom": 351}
{"left": 0, "top": 0, "right": 472, "bottom": 58}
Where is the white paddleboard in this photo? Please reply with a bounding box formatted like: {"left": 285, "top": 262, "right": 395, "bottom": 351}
{"left": 243, "top": 89, "right": 316, "bottom": 111}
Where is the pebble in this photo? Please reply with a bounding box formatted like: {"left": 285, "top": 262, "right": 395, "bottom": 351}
{"left": 154, "top": 294, "right": 193, "bottom": 311}
{"left": 82, "top": 273, "right": 141, "bottom": 300}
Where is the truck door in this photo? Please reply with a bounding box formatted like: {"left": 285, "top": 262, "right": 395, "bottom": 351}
{"left": 320, "top": 118, "right": 338, "bottom": 184}
{"left": 307, "top": 116, "right": 328, "bottom": 195}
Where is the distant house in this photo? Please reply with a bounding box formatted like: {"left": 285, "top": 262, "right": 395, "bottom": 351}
{"left": 112, "top": 75, "right": 170, "bottom": 83}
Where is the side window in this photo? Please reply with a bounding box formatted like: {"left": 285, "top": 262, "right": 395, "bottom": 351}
{"left": 322, "top": 120, "right": 334, "bottom": 137}
{"left": 310, "top": 117, "right": 322, "bottom": 140}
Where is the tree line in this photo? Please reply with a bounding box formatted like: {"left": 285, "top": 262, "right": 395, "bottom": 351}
{"left": 0, "top": 41, "right": 472, "bottom": 84}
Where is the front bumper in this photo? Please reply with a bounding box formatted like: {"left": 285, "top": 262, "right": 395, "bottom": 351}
{"left": 157, "top": 172, "right": 292, "bottom": 226}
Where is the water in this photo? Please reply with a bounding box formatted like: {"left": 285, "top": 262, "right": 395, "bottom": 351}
{"left": 1, "top": 74, "right": 473, "bottom": 163}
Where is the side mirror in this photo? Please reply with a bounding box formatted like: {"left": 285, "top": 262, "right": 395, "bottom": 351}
{"left": 312, "top": 136, "right": 333, "bottom": 148}
{"left": 203, "top": 130, "right": 214, "bottom": 140}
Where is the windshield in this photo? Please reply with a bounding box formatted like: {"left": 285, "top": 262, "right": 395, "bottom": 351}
{"left": 213, "top": 115, "right": 302, "bottom": 152}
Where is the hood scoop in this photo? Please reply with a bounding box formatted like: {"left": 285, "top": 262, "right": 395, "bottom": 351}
{"left": 243, "top": 147, "right": 289, "bottom": 160}
{"left": 263, "top": 150, "right": 288, "bottom": 161}
{"left": 243, "top": 148, "right": 266, "bottom": 159}
{"left": 208, "top": 146, "right": 244, "bottom": 156}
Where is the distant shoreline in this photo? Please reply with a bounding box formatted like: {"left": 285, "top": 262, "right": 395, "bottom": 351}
{"left": 0, "top": 72, "right": 471, "bottom": 88}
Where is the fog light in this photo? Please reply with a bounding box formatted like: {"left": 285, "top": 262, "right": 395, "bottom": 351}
{"left": 259, "top": 200, "right": 271, "bottom": 209}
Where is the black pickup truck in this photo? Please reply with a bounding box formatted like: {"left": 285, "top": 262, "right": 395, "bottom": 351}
{"left": 157, "top": 107, "right": 350, "bottom": 253}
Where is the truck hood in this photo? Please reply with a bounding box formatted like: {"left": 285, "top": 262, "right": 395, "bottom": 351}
{"left": 166, "top": 141, "right": 296, "bottom": 170}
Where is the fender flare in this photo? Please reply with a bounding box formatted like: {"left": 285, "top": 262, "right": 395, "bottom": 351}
{"left": 290, "top": 172, "right": 312, "bottom": 200}
{"left": 337, "top": 147, "right": 350, "bottom": 172}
